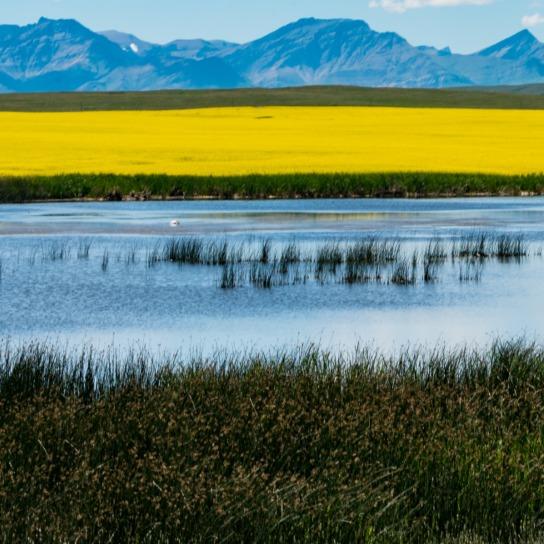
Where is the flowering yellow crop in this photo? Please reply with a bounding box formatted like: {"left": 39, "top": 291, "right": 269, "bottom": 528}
{"left": 1, "top": 106, "right": 543, "bottom": 176}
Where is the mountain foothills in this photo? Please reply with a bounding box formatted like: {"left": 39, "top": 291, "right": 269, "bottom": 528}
{"left": 1, "top": 16, "right": 544, "bottom": 92}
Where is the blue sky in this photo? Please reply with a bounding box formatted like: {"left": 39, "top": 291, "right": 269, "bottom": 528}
{"left": 1, "top": 0, "right": 543, "bottom": 53}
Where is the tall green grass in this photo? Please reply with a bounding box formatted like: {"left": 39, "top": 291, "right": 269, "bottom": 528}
{"left": 2, "top": 172, "right": 544, "bottom": 202}
{"left": 2, "top": 340, "right": 544, "bottom": 542}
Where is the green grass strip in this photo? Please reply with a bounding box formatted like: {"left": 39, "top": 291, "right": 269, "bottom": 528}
{"left": 2, "top": 172, "right": 544, "bottom": 202}
{"left": 2, "top": 86, "right": 544, "bottom": 112}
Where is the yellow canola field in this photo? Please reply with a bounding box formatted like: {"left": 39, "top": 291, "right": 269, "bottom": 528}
{"left": 1, "top": 106, "right": 543, "bottom": 176}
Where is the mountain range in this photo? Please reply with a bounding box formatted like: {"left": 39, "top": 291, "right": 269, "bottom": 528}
{"left": 0, "top": 16, "right": 544, "bottom": 92}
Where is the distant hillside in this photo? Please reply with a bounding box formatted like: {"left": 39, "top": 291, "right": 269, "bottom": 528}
{"left": 463, "top": 83, "right": 544, "bottom": 95}
{"left": 1, "top": 17, "right": 544, "bottom": 91}
{"left": 1, "top": 86, "right": 544, "bottom": 112}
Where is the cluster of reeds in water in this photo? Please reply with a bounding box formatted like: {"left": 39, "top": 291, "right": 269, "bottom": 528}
{"left": 3, "top": 232, "right": 531, "bottom": 289}
{"left": 2, "top": 338, "right": 544, "bottom": 542}
{"left": 146, "top": 232, "right": 531, "bottom": 288}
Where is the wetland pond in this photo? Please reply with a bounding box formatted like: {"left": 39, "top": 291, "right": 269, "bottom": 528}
{"left": 1, "top": 197, "right": 544, "bottom": 355}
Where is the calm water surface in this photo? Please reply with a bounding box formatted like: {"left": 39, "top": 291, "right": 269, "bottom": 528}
{"left": 1, "top": 198, "right": 543, "bottom": 354}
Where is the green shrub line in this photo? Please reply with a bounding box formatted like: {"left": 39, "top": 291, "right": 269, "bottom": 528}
{"left": 2, "top": 172, "right": 544, "bottom": 202}
{"left": 2, "top": 86, "right": 544, "bottom": 112}
{"left": 2, "top": 339, "right": 544, "bottom": 542}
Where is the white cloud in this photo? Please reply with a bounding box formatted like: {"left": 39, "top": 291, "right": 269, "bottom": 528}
{"left": 369, "top": 0, "right": 493, "bottom": 13}
{"left": 522, "top": 13, "right": 544, "bottom": 27}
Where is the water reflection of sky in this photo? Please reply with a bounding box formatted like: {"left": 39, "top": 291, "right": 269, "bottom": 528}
{"left": 1, "top": 197, "right": 543, "bottom": 355}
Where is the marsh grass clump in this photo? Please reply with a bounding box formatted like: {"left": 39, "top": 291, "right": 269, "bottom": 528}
{"left": 124, "top": 244, "right": 139, "bottom": 265}
{"left": 212, "top": 240, "right": 229, "bottom": 266}
{"left": 26, "top": 248, "right": 37, "bottom": 266}
{"left": 450, "top": 232, "right": 528, "bottom": 262}
{"left": 220, "top": 263, "right": 240, "bottom": 289}
{"left": 2, "top": 339, "right": 544, "bottom": 542}
{"left": 346, "top": 238, "right": 400, "bottom": 266}
{"left": 101, "top": 250, "right": 109, "bottom": 272}
{"left": 164, "top": 237, "right": 203, "bottom": 264}
{"left": 452, "top": 232, "right": 490, "bottom": 260}
{"left": 278, "top": 242, "right": 301, "bottom": 274}
{"left": 315, "top": 242, "right": 343, "bottom": 276}
{"left": 259, "top": 239, "right": 271, "bottom": 264}
{"left": 495, "top": 234, "right": 528, "bottom": 260}
{"left": 41, "top": 240, "right": 71, "bottom": 262}
{"left": 459, "top": 260, "right": 484, "bottom": 283}
{"left": 341, "top": 239, "right": 397, "bottom": 284}
{"left": 424, "top": 239, "right": 448, "bottom": 264}
{"left": 423, "top": 239, "right": 448, "bottom": 282}
{"left": 390, "top": 258, "right": 417, "bottom": 286}
{"left": 146, "top": 243, "right": 162, "bottom": 268}
{"left": 248, "top": 261, "right": 309, "bottom": 289}
{"left": 162, "top": 238, "right": 245, "bottom": 266}
{"left": 291, "top": 262, "right": 311, "bottom": 285}
{"left": 76, "top": 239, "right": 93, "bottom": 260}
{"left": 249, "top": 262, "right": 274, "bottom": 288}
{"left": 423, "top": 260, "right": 439, "bottom": 283}
{"left": 342, "top": 263, "right": 382, "bottom": 285}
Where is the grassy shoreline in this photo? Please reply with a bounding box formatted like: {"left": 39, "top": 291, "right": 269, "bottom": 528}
{"left": 2, "top": 172, "right": 544, "bottom": 203}
{"left": 2, "top": 340, "right": 544, "bottom": 542}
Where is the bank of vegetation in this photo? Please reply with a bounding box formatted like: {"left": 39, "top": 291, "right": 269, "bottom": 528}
{"left": 2, "top": 340, "right": 544, "bottom": 542}
{"left": 2, "top": 172, "right": 544, "bottom": 202}
{"left": 2, "top": 85, "right": 544, "bottom": 112}
{"left": 0, "top": 85, "right": 544, "bottom": 112}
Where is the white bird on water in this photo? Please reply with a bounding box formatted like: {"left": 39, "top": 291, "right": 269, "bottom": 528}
{"left": 170, "top": 219, "right": 180, "bottom": 227}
